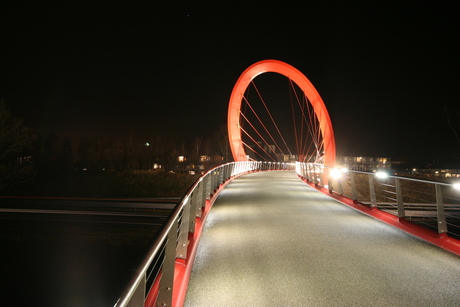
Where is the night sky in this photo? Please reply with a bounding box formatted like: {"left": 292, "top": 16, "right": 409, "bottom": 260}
{"left": 1, "top": 1, "right": 459, "bottom": 165}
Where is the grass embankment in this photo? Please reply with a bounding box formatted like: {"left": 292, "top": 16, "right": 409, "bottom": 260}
{"left": 6, "top": 170, "right": 200, "bottom": 198}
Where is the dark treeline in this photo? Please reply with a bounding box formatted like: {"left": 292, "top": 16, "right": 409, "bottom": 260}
{"left": 1, "top": 100, "right": 231, "bottom": 197}
{"left": 37, "top": 128, "right": 231, "bottom": 173}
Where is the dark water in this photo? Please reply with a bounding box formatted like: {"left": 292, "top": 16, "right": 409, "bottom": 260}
{"left": 0, "top": 216, "right": 160, "bottom": 307}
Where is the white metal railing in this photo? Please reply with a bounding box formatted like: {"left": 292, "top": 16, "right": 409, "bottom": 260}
{"left": 114, "top": 161, "right": 294, "bottom": 307}
{"left": 296, "top": 162, "right": 460, "bottom": 238}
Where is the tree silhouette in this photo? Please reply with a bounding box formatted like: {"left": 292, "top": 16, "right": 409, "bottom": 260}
{"left": 445, "top": 105, "right": 460, "bottom": 146}
{"left": 0, "top": 100, "right": 36, "bottom": 191}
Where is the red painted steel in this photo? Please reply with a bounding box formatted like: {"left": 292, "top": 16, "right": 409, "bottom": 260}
{"left": 228, "top": 59, "right": 336, "bottom": 167}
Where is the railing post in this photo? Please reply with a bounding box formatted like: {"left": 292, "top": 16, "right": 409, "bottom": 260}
{"left": 219, "top": 167, "right": 224, "bottom": 185}
{"left": 204, "top": 173, "right": 211, "bottom": 200}
{"left": 395, "top": 178, "right": 405, "bottom": 218}
{"left": 350, "top": 172, "right": 357, "bottom": 201}
{"left": 310, "top": 164, "right": 315, "bottom": 182}
{"left": 369, "top": 174, "right": 377, "bottom": 208}
{"left": 224, "top": 164, "right": 229, "bottom": 181}
{"left": 312, "top": 164, "right": 318, "bottom": 185}
{"left": 314, "top": 165, "right": 319, "bottom": 185}
{"left": 309, "top": 164, "right": 314, "bottom": 182}
{"left": 189, "top": 189, "right": 198, "bottom": 232}
{"left": 210, "top": 171, "right": 215, "bottom": 195}
{"left": 215, "top": 169, "right": 219, "bottom": 188}
{"left": 336, "top": 175, "right": 344, "bottom": 195}
{"left": 435, "top": 184, "right": 448, "bottom": 234}
{"left": 327, "top": 172, "right": 333, "bottom": 193}
{"left": 319, "top": 165, "right": 324, "bottom": 187}
{"left": 194, "top": 179, "right": 203, "bottom": 218}
{"left": 156, "top": 222, "right": 177, "bottom": 307}
{"left": 177, "top": 197, "right": 190, "bottom": 259}
{"left": 201, "top": 175, "right": 209, "bottom": 213}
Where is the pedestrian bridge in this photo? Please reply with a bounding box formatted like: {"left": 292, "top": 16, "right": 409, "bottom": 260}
{"left": 116, "top": 60, "right": 460, "bottom": 307}
{"left": 115, "top": 162, "right": 460, "bottom": 307}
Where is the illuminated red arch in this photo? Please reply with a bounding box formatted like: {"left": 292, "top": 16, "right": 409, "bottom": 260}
{"left": 227, "top": 59, "right": 336, "bottom": 167}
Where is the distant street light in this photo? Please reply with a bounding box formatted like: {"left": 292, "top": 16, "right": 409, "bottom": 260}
{"left": 375, "top": 171, "right": 388, "bottom": 179}
{"left": 145, "top": 142, "right": 150, "bottom": 146}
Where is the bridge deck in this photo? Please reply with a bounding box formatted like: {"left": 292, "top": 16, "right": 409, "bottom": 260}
{"left": 184, "top": 171, "right": 460, "bottom": 306}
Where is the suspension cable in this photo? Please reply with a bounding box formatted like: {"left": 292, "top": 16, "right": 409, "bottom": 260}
{"left": 241, "top": 140, "right": 270, "bottom": 161}
{"left": 240, "top": 126, "right": 278, "bottom": 161}
{"left": 289, "top": 78, "right": 300, "bottom": 158}
{"left": 241, "top": 94, "right": 286, "bottom": 156}
{"left": 251, "top": 80, "right": 293, "bottom": 156}
{"left": 240, "top": 111, "right": 278, "bottom": 159}
{"left": 288, "top": 79, "right": 319, "bottom": 161}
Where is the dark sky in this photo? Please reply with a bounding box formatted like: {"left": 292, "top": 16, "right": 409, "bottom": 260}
{"left": 1, "top": 1, "right": 459, "bottom": 164}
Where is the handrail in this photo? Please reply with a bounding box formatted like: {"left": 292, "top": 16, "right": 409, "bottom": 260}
{"left": 114, "top": 161, "right": 295, "bottom": 307}
{"left": 296, "top": 162, "right": 460, "bottom": 238}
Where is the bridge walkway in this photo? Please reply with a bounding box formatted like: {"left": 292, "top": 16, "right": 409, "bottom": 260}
{"left": 184, "top": 171, "right": 460, "bottom": 306}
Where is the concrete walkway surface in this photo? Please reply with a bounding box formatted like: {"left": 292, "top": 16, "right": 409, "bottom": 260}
{"left": 185, "top": 171, "right": 460, "bottom": 307}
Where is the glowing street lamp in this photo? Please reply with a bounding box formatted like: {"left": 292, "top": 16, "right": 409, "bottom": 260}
{"left": 375, "top": 171, "right": 388, "bottom": 179}
{"left": 330, "top": 167, "right": 347, "bottom": 179}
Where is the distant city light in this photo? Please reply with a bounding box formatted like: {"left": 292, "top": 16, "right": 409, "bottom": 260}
{"left": 375, "top": 171, "right": 388, "bottom": 179}
{"left": 145, "top": 142, "right": 150, "bottom": 146}
{"left": 454, "top": 183, "right": 460, "bottom": 190}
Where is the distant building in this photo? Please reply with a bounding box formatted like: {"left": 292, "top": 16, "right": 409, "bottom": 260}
{"left": 199, "top": 155, "right": 210, "bottom": 162}
{"left": 337, "top": 156, "right": 391, "bottom": 172}
{"left": 281, "top": 154, "right": 298, "bottom": 162}
{"left": 395, "top": 168, "right": 460, "bottom": 180}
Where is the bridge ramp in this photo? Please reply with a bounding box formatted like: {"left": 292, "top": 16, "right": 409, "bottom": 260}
{"left": 185, "top": 171, "right": 460, "bottom": 306}
{"left": 185, "top": 171, "right": 460, "bottom": 307}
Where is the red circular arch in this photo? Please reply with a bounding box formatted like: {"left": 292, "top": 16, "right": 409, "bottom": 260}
{"left": 227, "top": 59, "right": 336, "bottom": 167}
